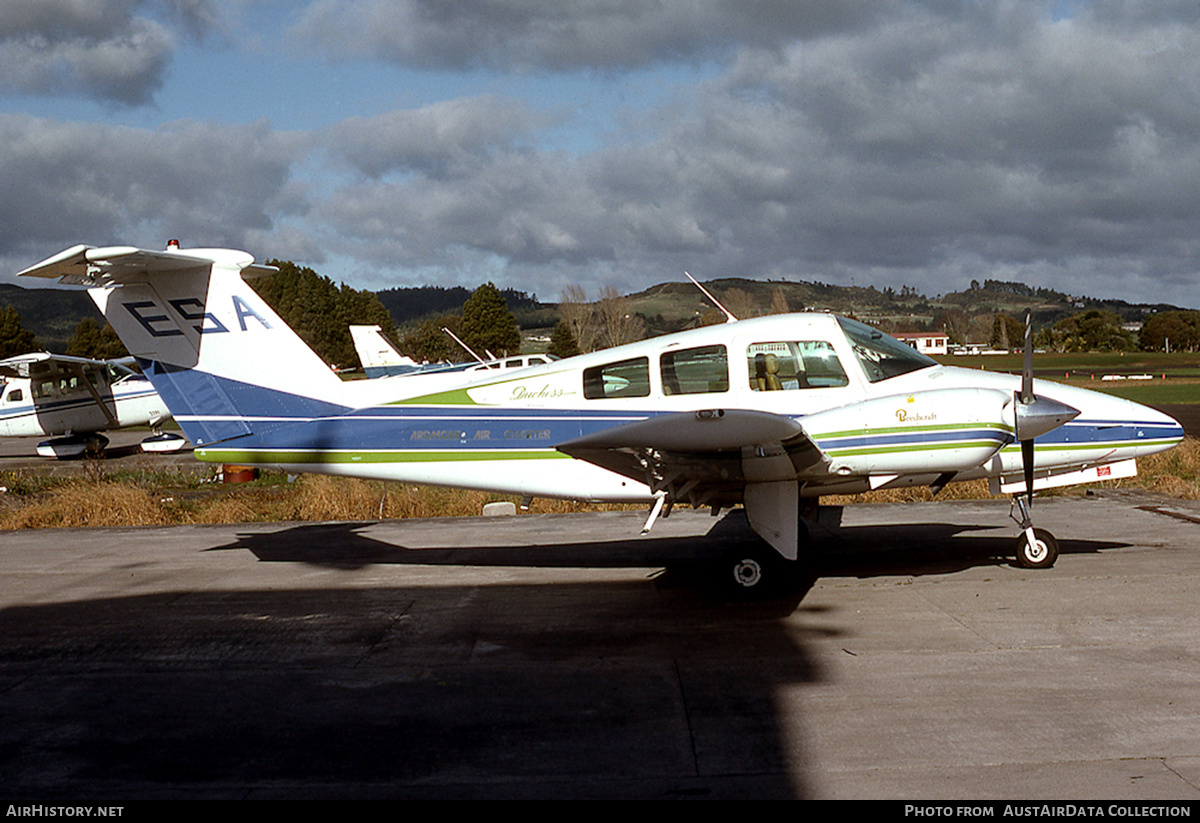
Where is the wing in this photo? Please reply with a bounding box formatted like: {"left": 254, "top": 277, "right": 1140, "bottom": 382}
{"left": 0, "top": 352, "right": 127, "bottom": 425}
{"left": 557, "top": 409, "right": 829, "bottom": 509}
{"left": 0, "top": 352, "right": 110, "bottom": 380}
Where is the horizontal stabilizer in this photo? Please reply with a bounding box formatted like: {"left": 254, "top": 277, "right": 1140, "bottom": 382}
{"left": 18, "top": 245, "right": 276, "bottom": 286}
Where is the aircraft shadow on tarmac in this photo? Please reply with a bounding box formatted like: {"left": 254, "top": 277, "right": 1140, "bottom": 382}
{"left": 2, "top": 535, "right": 828, "bottom": 798}
{"left": 0, "top": 578, "right": 821, "bottom": 799}
{"left": 207, "top": 508, "right": 1131, "bottom": 583}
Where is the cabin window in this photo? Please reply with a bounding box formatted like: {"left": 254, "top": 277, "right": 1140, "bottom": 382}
{"left": 3, "top": 388, "right": 21, "bottom": 403}
{"left": 747, "top": 342, "right": 849, "bottom": 390}
{"left": 583, "top": 357, "right": 650, "bottom": 399}
{"left": 660, "top": 345, "right": 729, "bottom": 395}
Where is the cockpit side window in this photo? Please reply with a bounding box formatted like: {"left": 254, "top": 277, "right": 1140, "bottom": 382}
{"left": 661, "top": 345, "right": 728, "bottom": 395}
{"left": 836, "top": 317, "right": 937, "bottom": 383}
{"left": 746, "top": 342, "right": 849, "bottom": 391}
{"left": 583, "top": 357, "right": 650, "bottom": 399}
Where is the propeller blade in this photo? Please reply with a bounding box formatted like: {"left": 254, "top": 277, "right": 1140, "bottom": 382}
{"left": 1021, "top": 309, "right": 1034, "bottom": 404}
{"left": 1022, "top": 438, "right": 1035, "bottom": 506}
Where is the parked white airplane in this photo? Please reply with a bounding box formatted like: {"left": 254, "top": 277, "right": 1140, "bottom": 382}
{"left": 349, "top": 325, "right": 422, "bottom": 377}
{"left": 19, "top": 244, "right": 1185, "bottom": 588}
{"left": 349, "top": 324, "right": 556, "bottom": 378}
{"left": 0, "top": 352, "right": 182, "bottom": 457}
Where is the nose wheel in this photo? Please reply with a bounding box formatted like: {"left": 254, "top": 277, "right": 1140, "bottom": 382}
{"left": 1011, "top": 496, "right": 1058, "bottom": 569}
{"left": 1014, "top": 527, "right": 1058, "bottom": 569}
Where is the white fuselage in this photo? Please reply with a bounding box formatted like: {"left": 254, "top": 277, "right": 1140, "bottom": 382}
{"left": 0, "top": 374, "right": 166, "bottom": 438}
{"left": 188, "top": 312, "right": 1183, "bottom": 501}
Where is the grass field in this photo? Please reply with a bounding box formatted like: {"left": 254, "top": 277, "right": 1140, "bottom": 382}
{"left": 935, "top": 351, "right": 1200, "bottom": 404}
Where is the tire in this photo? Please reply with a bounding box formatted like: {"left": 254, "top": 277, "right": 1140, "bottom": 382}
{"left": 1014, "top": 528, "right": 1058, "bottom": 569}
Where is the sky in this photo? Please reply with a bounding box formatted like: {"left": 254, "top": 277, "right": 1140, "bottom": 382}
{"left": 2, "top": 0, "right": 1199, "bottom": 308}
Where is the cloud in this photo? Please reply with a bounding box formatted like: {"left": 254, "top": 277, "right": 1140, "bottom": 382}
{"left": 0, "top": 0, "right": 230, "bottom": 106}
{"left": 301, "top": 2, "right": 1200, "bottom": 305}
{"left": 321, "top": 96, "right": 553, "bottom": 178}
{"left": 0, "top": 114, "right": 306, "bottom": 269}
{"left": 290, "top": 0, "right": 884, "bottom": 71}
{"left": 6, "top": 2, "right": 1200, "bottom": 308}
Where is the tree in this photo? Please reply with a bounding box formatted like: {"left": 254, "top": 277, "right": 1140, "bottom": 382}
{"left": 547, "top": 321, "right": 581, "bottom": 358}
{"left": 558, "top": 284, "right": 600, "bottom": 353}
{"left": 461, "top": 282, "right": 520, "bottom": 357}
{"left": 1140, "top": 311, "right": 1200, "bottom": 352}
{"left": 66, "top": 317, "right": 127, "bottom": 359}
{"left": 1038, "top": 310, "right": 1134, "bottom": 353}
{"left": 0, "top": 306, "right": 37, "bottom": 358}
{"left": 932, "top": 308, "right": 969, "bottom": 345}
{"left": 990, "top": 313, "right": 1024, "bottom": 350}
{"left": 254, "top": 260, "right": 397, "bottom": 369}
{"left": 596, "top": 285, "right": 645, "bottom": 349}
{"left": 401, "top": 313, "right": 465, "bottom": 363}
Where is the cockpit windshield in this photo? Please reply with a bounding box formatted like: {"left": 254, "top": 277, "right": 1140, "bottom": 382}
{"left": 837, "top": 316, "right": 937, "bottom": 383}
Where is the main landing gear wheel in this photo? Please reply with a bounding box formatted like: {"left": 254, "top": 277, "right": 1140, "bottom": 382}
{"left": 1014, "top": 528, "right": 1058, "bottom": 569}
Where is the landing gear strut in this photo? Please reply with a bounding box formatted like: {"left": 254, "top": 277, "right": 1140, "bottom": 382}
{"left": 1011, "top": 495, "right": 1059, "bottom": 569}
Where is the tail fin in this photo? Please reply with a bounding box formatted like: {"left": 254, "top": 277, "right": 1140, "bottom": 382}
{"left": 20, "top": 244, "right": 348, "bottom": 447}
{"left": 348, "top": 325, "right": 419, "bottom": 377}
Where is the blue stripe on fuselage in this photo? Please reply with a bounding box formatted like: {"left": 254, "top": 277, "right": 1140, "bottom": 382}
{"left": 132, "top": 364, "right": 1184, "bottom": 455}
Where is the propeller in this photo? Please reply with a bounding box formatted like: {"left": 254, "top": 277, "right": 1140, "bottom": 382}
{"left": 1012, "top": 310, "right": 1080, "bottom": 503}
{"left": 1020, "top": 310, "right": 1036, "bottom": 507}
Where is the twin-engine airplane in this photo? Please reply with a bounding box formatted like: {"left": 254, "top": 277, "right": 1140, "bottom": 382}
{"left": 18, "top": 244, "right": 1185, "bottom": 588}
{"left": 0, "top": 351, "right": 181, "bottom": 457}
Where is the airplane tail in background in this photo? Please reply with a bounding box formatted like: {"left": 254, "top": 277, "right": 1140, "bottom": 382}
{"left": 349, "top": 324, "right": 420, "bottom": 377}
{"left": 19, "top": 245, "right": 349, "bottom": 448}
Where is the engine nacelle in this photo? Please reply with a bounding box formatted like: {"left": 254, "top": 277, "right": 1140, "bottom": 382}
{"left": 802, "top": 388, "right": 1013, "bottom": 476}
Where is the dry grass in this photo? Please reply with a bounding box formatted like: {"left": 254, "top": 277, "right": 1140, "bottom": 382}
{"left": 0, "top": 480, "right": 174, "bottom": 529}
{"left": 0, "top": 437, "right": 1197, "bottom": 529}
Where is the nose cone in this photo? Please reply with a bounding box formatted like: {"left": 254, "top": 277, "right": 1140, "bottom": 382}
{"left": 1129, "top": 399, "right": 1186, "bottom": 457}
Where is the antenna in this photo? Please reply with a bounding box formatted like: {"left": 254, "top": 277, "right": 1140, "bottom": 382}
{"left": 442, "top": 327, "right": 485, "bottom": 364}
{"left": 685, "top": 271, "right": 737, "bottom": 322}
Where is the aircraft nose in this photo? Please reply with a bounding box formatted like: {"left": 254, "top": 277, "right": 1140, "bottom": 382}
{"left": 1128, "top": 399, "right": 1186, "bottom": 456}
